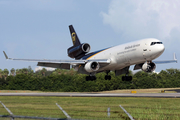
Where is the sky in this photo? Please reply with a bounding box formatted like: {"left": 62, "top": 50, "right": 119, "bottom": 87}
{"left": 0, "top": 0, "right": 179, "bottom": 72}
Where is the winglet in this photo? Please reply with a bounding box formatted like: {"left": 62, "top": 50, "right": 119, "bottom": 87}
{"left": 3, "top": 51, "right": 9, "bottom": 59}
{"left": 174, "top": 53, "right": 178, "bottom": 63}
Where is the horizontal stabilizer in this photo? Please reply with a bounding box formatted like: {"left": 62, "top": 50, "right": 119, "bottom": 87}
{"left": 153, "top": 53, "right": 177, "bottom": 64}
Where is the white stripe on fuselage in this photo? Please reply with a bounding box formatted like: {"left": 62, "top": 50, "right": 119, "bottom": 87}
{"left": 88, "top": 38, "right": 165, "bottom": 71}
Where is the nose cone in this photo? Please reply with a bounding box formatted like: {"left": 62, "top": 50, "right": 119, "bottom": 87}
{"left": 155, "top": 44, "right": 165, "bottom": 58}
{"left": 149, "top": 41, "right": 165, "bottom": 60}
{"left": 159, "top": 44, "right": 165, "bottom": 54}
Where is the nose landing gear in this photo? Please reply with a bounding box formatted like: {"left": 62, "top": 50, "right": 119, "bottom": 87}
{"left": 122, "top": 70, "right": 132, "bottom": 81}
{"left": 86, "top": 76, "right": 96, "bottom": 81}
{"left": 86, "top": 73, "right": 96, "bottom": 81}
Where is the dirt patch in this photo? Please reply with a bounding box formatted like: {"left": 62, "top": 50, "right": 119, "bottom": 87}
{"left": 99, "top": 88, "right": 180, "bottom": 93}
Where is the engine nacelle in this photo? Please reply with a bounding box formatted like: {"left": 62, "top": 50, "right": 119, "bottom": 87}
{"left": 84, "top": 61, "right": 100, "bottom": 73}
{"left": 68, "top": 43, "right": 91, "bottom": 59}
{"left": 142, "top": 62, "right": 156, "bottom": 72}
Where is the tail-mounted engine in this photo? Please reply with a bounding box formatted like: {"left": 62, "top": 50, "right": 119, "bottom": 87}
{"left": 84, "top": 61, "right": 100, "bottom": 73}
{"left": 68, "top": 43, "right": 91, "bottom": 59}
{"left": 142, "top": 62, "right": 156, "bottom": 72}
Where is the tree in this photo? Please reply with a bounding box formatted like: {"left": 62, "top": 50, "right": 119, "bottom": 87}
{"left": 41, "top": 68, "right": 47, "bottom": 77}
{"left": 10, "top": 68, "right": 15, "bottom": 76}
{"left": 3, "top": 69, "right": 9, "bottom": 80}
{"left": 0, "top": 69, "right": 2, "bottom": 78}
{"left": 27, "top": 66, "right": 34, "bottom": 76}
{"left": 28, "top": 66, "right": 32, "bottom": 73}
{"left": 16, "top": 69, "right": 20, "bottom": 75}
{"left": 22, "top": 68, "right": 28, "bottom": 74}
{"left": 55, "top": 68, "right": 62, "bottom": 75}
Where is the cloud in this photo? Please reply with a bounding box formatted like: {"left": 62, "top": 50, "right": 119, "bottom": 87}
{"left": 35, "top": 66, "right": 55, "bottom": 72}
{"left": 101, "top": 0, "right": 180, "bottom": 43}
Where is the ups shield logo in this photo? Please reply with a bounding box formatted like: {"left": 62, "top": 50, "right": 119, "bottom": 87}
{"left": 71, "top": 32, "right": 76, "bottom": 45}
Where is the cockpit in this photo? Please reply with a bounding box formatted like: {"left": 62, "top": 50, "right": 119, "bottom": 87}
{"left": 150, "top": 42, "right": 163, "bottom": 46}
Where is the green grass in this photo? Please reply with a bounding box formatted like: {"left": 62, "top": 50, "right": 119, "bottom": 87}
{"left": 0, "top": 96, "right": 180, "bottom": 120}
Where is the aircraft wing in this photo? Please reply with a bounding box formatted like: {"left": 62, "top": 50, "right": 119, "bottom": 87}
{"left": 153, "top": 53, "right": 177, "bottom": 64}
{"left": 3, "top": 51, "right": 110, "bottom": 69}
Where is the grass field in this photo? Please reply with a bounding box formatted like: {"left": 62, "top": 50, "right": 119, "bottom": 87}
{"left": 0, "top": 96, "right": 180, "bottom": 120}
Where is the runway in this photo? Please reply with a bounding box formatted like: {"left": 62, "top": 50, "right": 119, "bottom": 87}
{"left": 0, "top": 93, "right": 180, "bottom": 98}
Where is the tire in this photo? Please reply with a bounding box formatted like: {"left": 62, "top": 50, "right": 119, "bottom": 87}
{"left": 92, "top": 76, "right": 96, "bottom": 80}
{"left": 86, "top": 76, "right": 89, "bottom": 81}
{"left": 108, "top": 75, "right": 111, "bottom": 80}
{"left": 122, "top": 76, "right": 126, "bottom": 81}
{"left": 122, "top": 76, "right": 132, "bottom": 81}
{"left": 105, "top": 75, "right": 108, "bottom": 80}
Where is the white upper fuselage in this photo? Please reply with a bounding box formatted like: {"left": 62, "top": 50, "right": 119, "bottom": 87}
{"left": 85, "top": 38, "right": 165, "bottom": 71}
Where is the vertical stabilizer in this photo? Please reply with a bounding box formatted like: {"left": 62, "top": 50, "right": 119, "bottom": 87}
{"left": 69, "top": 25, "right": 81, "bottom": 46}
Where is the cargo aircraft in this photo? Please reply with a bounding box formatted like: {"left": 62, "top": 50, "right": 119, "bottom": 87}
{"left": 3, "top": 25, "right": 177, "bottom": 81}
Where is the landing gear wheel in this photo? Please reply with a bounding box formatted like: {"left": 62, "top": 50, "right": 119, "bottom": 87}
{"left": 104, "top": 71, "right": 111, "bottom": 80}
{"left": 105, "top": 75, "right": 111, "bottom": 80}
{"left": 86, "top": 76, "right": 90, "bottom": 81}
{"left": 91, "top": 76, "right": 96, "bottom": 80}
{"left": 122, "top": 76, "right": 132, "bottom": 81}
{"left": 86, "top": 76, "right": 96, "bottom": 81}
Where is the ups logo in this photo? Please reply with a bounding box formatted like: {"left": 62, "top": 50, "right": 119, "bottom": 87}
{"left": 71, "top": 32, "right": 76, "bottom": 45}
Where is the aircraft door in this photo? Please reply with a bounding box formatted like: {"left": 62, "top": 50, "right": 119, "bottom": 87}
{"left": 143, "top": 43, "right": 149, "bottom": 60}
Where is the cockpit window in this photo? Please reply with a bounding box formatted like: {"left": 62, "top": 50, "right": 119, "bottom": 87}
{"left": 151, "top": 42, "right": 163, "bottom": 46}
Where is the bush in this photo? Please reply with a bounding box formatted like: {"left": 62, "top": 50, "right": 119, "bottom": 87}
{"left": 0, "top": 69, "right": 180, "bottom": 92}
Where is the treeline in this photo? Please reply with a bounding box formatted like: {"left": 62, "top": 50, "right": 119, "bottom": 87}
{"left": 0, "top": 67, "right": 180, "bottom": 92}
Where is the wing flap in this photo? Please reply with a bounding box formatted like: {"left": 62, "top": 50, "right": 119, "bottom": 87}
{"left": 37, "top": 62, "right": 70, "bottom": 69}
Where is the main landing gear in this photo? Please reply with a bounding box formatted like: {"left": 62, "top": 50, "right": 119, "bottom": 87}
{"left": 86, "top": 75, "right": 96, "bottom": 81}
{"left": 85, "top": 71, "right": 132, "bottom": 81}
{"left": 122, "top": 70, "right": 132, "bottom": 81}
{"left": 122, "top": 76, "right": 132, "bottom": 81}
{"left": 86, "top": 71, "right": 112, "bottom": 81}
{"left": 105, "top": 75, "right": 111, "bottom": 80}
{"left": 105, "top": 71, "right": 111, "bottom": 80}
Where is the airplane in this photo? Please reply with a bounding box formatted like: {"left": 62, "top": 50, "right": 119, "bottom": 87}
{"left": 3, "top": 25, "right": 177, "bottom": 81}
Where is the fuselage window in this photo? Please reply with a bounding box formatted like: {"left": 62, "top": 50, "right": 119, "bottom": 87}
{"left": 151, "top": 42, "right": 155, "bottom": 45}
{"left": 157, "top": 42, "right": 163, "bottom": 44}
{"left": 151, "top": 42, "right": 163, "bottom": 46}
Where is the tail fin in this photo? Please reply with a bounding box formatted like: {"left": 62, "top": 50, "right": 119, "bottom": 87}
{"left": 69, "top": 25, "right": 81, "bottom": 46}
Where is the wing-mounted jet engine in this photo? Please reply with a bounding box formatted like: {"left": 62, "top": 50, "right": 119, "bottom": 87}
{"left": 84, "top": 61, "right": 100, "bottom": 72}
{"left": 142, "top": 62, "right": 156, "bottom": 72}
{"left": 134, "top": 61, "right": 156, "bottom": 72}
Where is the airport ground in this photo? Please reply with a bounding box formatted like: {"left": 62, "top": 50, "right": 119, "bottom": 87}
{"left": 0, "top": 87, "right": 180, "bottom": 93}
{"left": 0, "top": 88, "right": 180, "bottom": 119}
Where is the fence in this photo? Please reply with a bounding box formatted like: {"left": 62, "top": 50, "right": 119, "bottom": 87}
{"left": 0, "top": 101, "right": 133, "bottom": 120}
{"left": 0, "top": 101, "right": 79, "bottom": 120}
{"left": 1, "top": 103, "right": 180, "bottom": 120}
{"left": 1, "top": 97, "right": 180, "bottom": 120}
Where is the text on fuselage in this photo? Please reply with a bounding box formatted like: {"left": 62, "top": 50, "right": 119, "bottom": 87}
{"left": 125, "top": 44, "right": 140, "bottom": 50}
